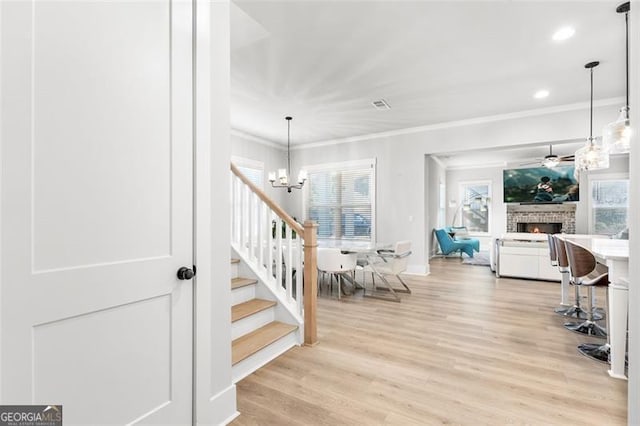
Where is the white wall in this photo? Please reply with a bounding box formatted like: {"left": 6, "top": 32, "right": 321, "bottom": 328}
{"left": 290, "top": 103, "right": 621, "bottom": 273}
{"left": 231, "top": 133, "right": 289, "bottom": 209}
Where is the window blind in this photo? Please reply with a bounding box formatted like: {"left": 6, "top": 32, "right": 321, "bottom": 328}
{"left": 591, "top": 179, "right": 629, "bottom": 235}
{"left": 304, "top": 160, "right": 375, "bottom": 241}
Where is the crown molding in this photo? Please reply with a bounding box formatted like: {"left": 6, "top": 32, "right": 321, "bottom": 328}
{"left": 291, "top": 97, "right": 624, "bottom": 151}
{"left": 230, "top": 129, "right": 284, "bottom": 150}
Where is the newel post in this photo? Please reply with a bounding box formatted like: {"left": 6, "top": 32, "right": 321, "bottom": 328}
{"left": 303, "top": 220, "right": 318, "bottom": 346}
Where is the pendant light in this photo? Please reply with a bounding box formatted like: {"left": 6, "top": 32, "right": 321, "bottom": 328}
{"left": 603, "top": 1, "right": 631, "bottom": 154}
{"left": 268, "top": 116, "right": 307, "bottom": 193}
{"left": 575, "top": 61, "right": 610, "bottom": 172}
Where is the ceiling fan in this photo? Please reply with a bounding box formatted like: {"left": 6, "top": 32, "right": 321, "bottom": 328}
{"left": 521, "top": 144, "right": 575, "bottom": 168}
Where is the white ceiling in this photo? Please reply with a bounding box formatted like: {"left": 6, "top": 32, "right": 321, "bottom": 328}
{"left": 231, "top": 1, "right": 626, "bottom": 146}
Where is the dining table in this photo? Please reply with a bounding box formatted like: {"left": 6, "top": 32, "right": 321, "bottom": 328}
{"left": 317, "top": 241, "right": 401, "bottom": 300}
{"left": 557, "top": 234, "right": 629, "bottom": 379}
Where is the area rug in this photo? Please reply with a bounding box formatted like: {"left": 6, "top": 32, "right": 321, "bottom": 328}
{"left": 462, "top": 251, "right": 490, "bottom": 266}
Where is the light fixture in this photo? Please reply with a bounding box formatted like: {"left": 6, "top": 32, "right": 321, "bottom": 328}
{"left": 541, "top": 145, "right": 561, "bottom": 168}
{"left": 268, "top": 116, "right": 307, "bottom": 193}
{"left": 552, "top": 26, "right": 575, "bottom": 42}
{"left": 542, "top": 156, "right": 560, "bottom": 168}
{"left": 575, "top": 61, "right": 610, "bottom": 172}
{"left": 534, "top": 89, "right": 550, "bottom": 99}
{"left": 603, "top": 1, "right": 631, "bottom": 154}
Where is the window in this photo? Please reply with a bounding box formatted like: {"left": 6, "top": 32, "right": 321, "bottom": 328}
{"left": 459, "top": 181, "right": 491, "bottom": 233}
{"left": 232, "top": 156, "right": 264, "bottom": 188}
{"left": 303, "top": 159, "right": 375, "bottom": 242}
{"left": 590, "top": 178, "right": 629, "bottom": 236}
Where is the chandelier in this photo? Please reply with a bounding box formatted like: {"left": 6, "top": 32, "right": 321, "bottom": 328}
{"left": 268, "top": 116, "right": 307, "bottom": 192}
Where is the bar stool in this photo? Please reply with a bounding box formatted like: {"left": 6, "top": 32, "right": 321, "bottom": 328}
{"left": 548, "top": 234, "right": 571, "bottom": 315}
{"left": 562, "top": 240, "right": 608, "bottom": 338}
{"left": 554, "top": 236, "right": 589, "bottom": 320}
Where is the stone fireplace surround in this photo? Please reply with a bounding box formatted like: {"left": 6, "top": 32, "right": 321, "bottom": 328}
{"left": 506, "top": 203, "right": 576, "bottom": 234}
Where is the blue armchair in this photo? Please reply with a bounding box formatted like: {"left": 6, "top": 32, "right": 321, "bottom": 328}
{"left": 435, "top": 228, "right": 477, "bottom": 258}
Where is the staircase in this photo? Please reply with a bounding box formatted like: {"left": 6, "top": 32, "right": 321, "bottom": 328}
{"left": 229, "top": 163, "right": 318, "bottom": 383}
{"left": 230, "top": 257, "right": 299, "bottom": 383}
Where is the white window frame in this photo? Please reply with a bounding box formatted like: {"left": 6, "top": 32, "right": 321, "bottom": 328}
{"left": 231, "top": 155, "right": 265, "bottom": 189}
{"left": 458, "top": 180, "right": 492, "bottom": 236}
{"left": 587, "top": 172, "right": 629, "bottom": 235}
{"left": 302, "top": 158, "right": 377, "bottom": 244}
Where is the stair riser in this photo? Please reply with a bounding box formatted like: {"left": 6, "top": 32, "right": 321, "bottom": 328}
{"left": 231, "top": 307, "right": 275, "bottom": 340}
{"left": 232, "top": 331, "right": 298, "bottom": 383}
{"left": 231, "top": 284, "right": 256, "bottom": 306}
{"left": 231, "top": 262, "right": 239, "bottom": 280}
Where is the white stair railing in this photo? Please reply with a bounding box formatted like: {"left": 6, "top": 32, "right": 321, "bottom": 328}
{"left": 230, "top": 163, "right": 317, "bottom": 345}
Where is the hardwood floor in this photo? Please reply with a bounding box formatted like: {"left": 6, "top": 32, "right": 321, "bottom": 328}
{"left": 232, "top": 258, "right": 627, "bottom": 425}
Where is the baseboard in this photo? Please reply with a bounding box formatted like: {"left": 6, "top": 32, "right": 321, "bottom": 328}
{"left": 405, "top": 263, "right": 430, "bottom": 276}
{"left": 199, "top": 383, "right": 237, "bottom": 426}
{"left": 220, "top": 411, "right": 240, "bottom": 426}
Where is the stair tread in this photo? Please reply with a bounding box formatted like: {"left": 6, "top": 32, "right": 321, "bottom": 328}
{"left": 232, "top": 277, "right": 257, "bottom": 290}
{"left": 232, "top": 321, "right": 298, "bottom": 365}
{"left": 231, "top": 258, "right": 240, "bottom": 264}
{"left": 232, "top": 298, "right": 276, "bottom": 322}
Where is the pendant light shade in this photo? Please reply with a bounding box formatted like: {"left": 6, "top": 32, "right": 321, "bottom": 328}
{"left": 575, "top": 61, "right": 610, "bottom": 173}
{"left": 603, "top": 107, "right": 631, "bottom": 153}
{"left": 603, "top": 1, "right": 631, "bottom": 154}
{"left": 575, "top": 138, "right": 610, "bottom": 171}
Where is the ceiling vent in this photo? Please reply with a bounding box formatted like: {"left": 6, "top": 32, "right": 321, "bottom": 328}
{"left": 372, "top": 99, "right": 391, "bottom": 110}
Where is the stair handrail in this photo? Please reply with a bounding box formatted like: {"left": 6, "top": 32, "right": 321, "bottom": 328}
{"left": 230, "top": 163, "right": 317, "bottom": 346}
{"left": 231, "top": 163, "right": 303, "bottom": 235}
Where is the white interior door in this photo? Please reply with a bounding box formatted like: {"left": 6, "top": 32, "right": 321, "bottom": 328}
{"left": 0, "top": 1, "right": 194, "bottom": 424}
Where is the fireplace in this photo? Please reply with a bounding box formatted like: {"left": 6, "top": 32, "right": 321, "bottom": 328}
{"left": 517, "top": 222, "right": 563, "bottom": 234}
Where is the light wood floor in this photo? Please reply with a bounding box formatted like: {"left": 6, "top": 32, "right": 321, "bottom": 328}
{"left": 232, "top": 258, "right": 627, "bottom": 425}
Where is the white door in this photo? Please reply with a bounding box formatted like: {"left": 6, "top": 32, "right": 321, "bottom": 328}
{"left": 0, "top": 1, "right": 194, "bottom": 424}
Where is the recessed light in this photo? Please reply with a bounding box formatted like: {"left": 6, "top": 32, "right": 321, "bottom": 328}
{"left": 552, "top": 26, "right": 575, "bottom": 41}
{"left": 533, "top": 90, "right": 550, "bottom": 99}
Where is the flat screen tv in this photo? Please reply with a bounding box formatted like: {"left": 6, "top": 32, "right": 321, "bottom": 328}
{"left": 503, "top": 165, "right": 579, "bottom": 203}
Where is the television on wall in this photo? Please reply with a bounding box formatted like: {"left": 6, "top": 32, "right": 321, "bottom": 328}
{"left": 503, "top": 165, "right": 579, "bottom": 203}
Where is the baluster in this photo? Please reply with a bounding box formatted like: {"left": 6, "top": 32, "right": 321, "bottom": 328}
{"left": 267, "top": 210, "right": 274, "bottom": 280}
{"left": 230, "top": 174, "right": 235, "bottom": 244}
{"left": 258, "top": 201, "right": 265, "bottom": 272}
{"left": 296, "top": 234, "right": 303, "bottom": 314}
{"left": 286, "top": 225, "right": 293, "bottom": 302}
{"left": 276, "top": 217, "right": 283, "bottom": 292}
{"left": 248, "top": 191, "right": 254, "bottom": 261}
{"left": 240, "top": 185, "right": 247, "bottom": 251}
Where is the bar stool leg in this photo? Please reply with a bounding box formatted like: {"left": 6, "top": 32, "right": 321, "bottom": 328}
{"left": 578, "top": 287, "right": 611, "bottom": 363}
{"left": 564, "top": 286, "right": 607, "bottom": 338}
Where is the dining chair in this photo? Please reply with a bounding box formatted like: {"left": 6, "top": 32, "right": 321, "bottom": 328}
{"left": 317, "top": 248, "right": 357, "bottom": 299}
{"left": 362, "top": 241, "right": 412, "bottom": 301}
